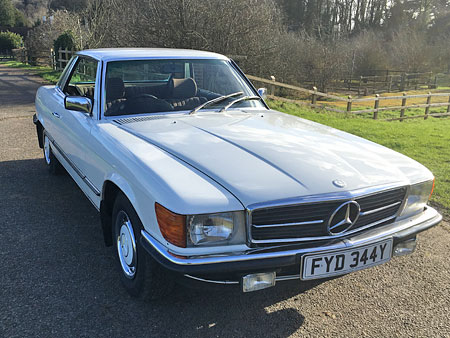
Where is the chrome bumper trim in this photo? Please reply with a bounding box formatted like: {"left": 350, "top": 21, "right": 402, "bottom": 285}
{"left": 183, "top": 275, "right": 240, "bottom": 285}
{"left": 183, "top": 274, "right": 301, "bottom": 284}
{"left": 141, "top": 206, "right": 442, "bottom": 267}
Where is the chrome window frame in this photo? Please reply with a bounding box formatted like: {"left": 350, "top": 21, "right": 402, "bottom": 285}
{"left": 58, "top": 55, "right": 102, "bottom": 120}
{"left": 56, "top": 56, "right": 77, "bottom": 90}
{"left": 245, "top": 182, "right": 410, "bottom": 246}
{"left": 100, "top": 57, "right": 267, "bottom": 119}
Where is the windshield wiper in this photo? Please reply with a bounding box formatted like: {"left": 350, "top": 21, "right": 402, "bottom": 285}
{"left": 189, "top": 91, "right": 244, "bottom": 115}
{"left": 219, "top": 96, "right": 262, "bottom": 112}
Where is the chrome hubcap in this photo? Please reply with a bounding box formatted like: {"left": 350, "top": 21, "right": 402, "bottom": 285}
{"left": 116, "top": 211, "right": 137, "bottom": 278}
{"left": 44, "top": 135, "right": 51, "bottom": 165}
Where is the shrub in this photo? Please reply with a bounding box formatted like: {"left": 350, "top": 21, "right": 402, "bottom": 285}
{"left": 53, "top": 30, "right": 76, "bottom": 52}
{"left": 0, "top": 31, "right": 23, "bottom": 52}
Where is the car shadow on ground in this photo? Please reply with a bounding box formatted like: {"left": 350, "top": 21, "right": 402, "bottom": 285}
{"left": 1, "top": 158, "right": 332, "bottom": 337}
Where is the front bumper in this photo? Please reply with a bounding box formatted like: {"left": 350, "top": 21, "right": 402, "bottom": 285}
{"left": 140, "top": 206, "right": 442, "bottom": 279}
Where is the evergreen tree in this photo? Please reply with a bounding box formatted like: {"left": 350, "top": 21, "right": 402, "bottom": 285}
{"left": 0, "top": 0, "right": 16, "bottom": 27}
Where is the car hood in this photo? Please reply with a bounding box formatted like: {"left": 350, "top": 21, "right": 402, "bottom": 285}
{"left": 114, "top": 110, "right": 432, "bottom": 207}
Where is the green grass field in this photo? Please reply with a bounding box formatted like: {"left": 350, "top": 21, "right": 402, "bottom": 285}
{"left": 0, "top": 60, "right": 61, "bottom": 84}
{"left": 268, "top": 99, "right": 450, "bottom": 215}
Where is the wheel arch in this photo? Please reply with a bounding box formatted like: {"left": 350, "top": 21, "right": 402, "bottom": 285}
{"left": 100, "top": 176, "right": 139, "bottom": 246}
{"left": 34, "top": 115, "right": 44, "bottom": 149}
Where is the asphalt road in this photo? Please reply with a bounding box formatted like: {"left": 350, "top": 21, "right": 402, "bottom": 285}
{"left": 1, "top": 64, "right": 450, "bottom": 338}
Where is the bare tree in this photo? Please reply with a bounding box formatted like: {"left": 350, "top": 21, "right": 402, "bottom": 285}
{"left": 388, "top": 26, "right": 431, "bottom": 72}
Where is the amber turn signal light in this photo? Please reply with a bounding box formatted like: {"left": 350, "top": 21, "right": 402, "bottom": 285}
{"left": 155, "top": 203, "right": 186, "bottom": 248}
{"left": 429, "top": 178, "right": 435, "bottom": 199}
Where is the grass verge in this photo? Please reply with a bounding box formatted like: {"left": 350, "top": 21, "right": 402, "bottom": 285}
{"left": 268, "top": 99, "right": 450, "bottom": 215}
{"left": 0, "top": 60, "right": 61, "bottom": 84}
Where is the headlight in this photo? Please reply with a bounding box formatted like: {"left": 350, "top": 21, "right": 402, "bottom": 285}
{"left": 187, "top": 211, "right": 245, "bottom": 246}
{"left": 155, "top": 203, "right": 246, "bottom": 248}
{"left": 399, "top": 179, "right": 434, "bottom": 218}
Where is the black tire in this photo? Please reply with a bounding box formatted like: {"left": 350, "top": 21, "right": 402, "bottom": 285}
{"left": 42, "top": 130, "right": 64, "bottom": 175}
{"left": 112, "top": 192, "right": 174, "bottom": 300}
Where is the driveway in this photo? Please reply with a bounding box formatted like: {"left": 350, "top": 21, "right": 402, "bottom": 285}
{"left": 1, "top": 64, "right": 449, "bottom": 337}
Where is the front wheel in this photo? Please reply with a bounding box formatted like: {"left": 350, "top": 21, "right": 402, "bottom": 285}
{"left": 112, "top": 193, "right": 174, "bottom": 300}
{"left": 43, "top": 132, "right": 63, "bottom": 175}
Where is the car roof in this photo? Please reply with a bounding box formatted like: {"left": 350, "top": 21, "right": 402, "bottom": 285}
{"left": 76, "top": 48, "right": 229, "bottom": 62}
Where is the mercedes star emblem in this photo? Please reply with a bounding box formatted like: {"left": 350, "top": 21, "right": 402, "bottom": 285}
{"left": 332, "top": 179, "right": 347, "bottom": 188}
{"left": 327, "top": 201, "right": 361, "bottom": 235}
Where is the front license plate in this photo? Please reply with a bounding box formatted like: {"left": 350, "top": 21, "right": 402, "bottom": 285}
{"left": 302, "top": 239, "right": 393, "bottom": 280}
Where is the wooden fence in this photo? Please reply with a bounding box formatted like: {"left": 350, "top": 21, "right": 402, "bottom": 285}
{"left": 247, "top": 75, "right": 450, "bottom": 121}
{"left": 7, "top": 48, "right": 74, "bottom": 69}
{"left": 54, "top": 49, "right": 74, "bottom": 70}
{"left": 352, "top": 72, "right": 434, "bottom": 94}
{"left": 301, "top": 71, "right": 435, "bottom": 95}
{"left": 11, "top": 48, "right": 54, "bottom": 67}
{"left": 0, "top": 51, "right": 13, "bottom": 61}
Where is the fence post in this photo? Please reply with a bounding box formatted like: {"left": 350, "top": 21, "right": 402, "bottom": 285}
{"left": 58, "top": 49, "right": 62, "bottom": 70}
{"left": 373, "top": 94, "right": 380, "bottom": 119}
{"left": 50, "top": 48, "right": 54, "bottom": 69}
{"left": 400, "top": 92, "right": 407, "bottom": 122}
{"left": 311, "top": 86, "right": 317, "bottom": 107}
{"left": 358, "top": 76, "right": 362, "bottom": 95}
{"left": 400, "top": 73, "right": 406, "bottom": 91}
{"left": 346, "top": 96, "right": 352, "bottom": 113}
{"left": 388, "top": 75, "right": 392, "bottom": 92}
{"left": 269, "top": 75, "right": 276, "bottom": 96}
{"left": 424, "top": 92, "right": 432, "bottom": 120}
{"left": 447, "top": 94, "right": 450, "bottom": 114}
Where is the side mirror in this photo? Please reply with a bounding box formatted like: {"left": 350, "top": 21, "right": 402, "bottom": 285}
{"left": 257, "top": 88, "right": 267, "bottom": 100}
{"left": 65, "top": 96, "right": 92, "bottom": 115}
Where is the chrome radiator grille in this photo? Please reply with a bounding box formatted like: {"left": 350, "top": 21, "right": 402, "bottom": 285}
{"left": 250, "top": 187, "right": 407, "bottom": 243}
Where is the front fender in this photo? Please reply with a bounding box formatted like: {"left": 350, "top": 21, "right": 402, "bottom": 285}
{"left": 102, "top": 172, "right": 138, "bottom": 209}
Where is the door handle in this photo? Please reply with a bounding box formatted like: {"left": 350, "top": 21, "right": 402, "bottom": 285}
{"left": 52, "top": 112, "right": 61, "bottom": 118}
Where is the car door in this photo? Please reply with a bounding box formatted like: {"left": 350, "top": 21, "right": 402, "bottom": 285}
{"left": 51, "top": 56, "right": 102, "bottom": 200}
{"left": 41, "top": 57, "right": 77, "bottom": 145}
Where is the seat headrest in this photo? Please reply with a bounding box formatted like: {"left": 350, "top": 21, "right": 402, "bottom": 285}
{"left": 106, "top": 77, "right": 125, "bottom": 102}
{"left": 171, "top": 78, "right": 197, "bottom": 99}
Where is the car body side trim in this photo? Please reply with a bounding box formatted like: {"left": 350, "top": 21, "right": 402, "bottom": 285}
{"left": 84, "top": 177, "right": 101, "bottom": 196}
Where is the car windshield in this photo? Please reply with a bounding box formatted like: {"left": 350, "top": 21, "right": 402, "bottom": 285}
{"left": 103, "top": 59, "right": 264, "bottom": 116}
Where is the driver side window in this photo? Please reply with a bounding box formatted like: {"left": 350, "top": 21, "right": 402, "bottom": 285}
{"left": 64, "top": 57, "right": 98, "bottom": 100}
